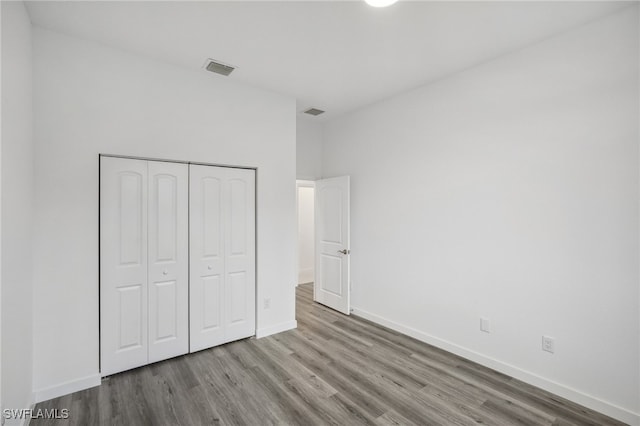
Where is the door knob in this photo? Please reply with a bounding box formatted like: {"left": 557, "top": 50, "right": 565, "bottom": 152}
{"left": 162, "top": 270, "right": 168, "bottom": 275}
{"left": 337, "top": 249, "right": 350, "bottom": 255}
{"left": 207, "top": 265, "right": 213, "bottom": 270}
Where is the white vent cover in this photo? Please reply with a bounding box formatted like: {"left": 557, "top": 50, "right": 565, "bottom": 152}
{"left": 204, "top": 59, "right": 236, "bottom": 76}
{"left": 304, "top": 108, "right": 325, "bottom": 116}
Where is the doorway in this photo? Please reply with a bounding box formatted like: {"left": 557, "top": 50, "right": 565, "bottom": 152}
{"left": 296, "top": 176, "right": 351, "bottom": 315}
{"left": 296, "top": 180, "right": 315, "bottom": 286}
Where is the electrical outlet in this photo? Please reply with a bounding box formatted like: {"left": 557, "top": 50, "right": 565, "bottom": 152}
{"left": 542, "top": 335, "right": 555, "bottom": 353}
{"left": 480, "top": 317, "right": 491, "bottom": 333}
{"left": 264, "top": 298, "right": 271, "bottom": 309}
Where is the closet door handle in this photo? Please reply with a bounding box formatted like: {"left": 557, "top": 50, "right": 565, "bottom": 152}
{"left": 338, "top": 249, "right": 350, "bottom": 255}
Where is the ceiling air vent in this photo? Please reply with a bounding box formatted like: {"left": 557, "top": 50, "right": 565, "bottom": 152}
{"left": 304, "top": 108, "right": 325, "bottom": 116}
{"left": 204, "top": 59, "right": 236, "bottom": 76}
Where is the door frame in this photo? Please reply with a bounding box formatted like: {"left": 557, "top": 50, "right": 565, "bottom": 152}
{"left": 295, "top": 180, "right": 315, "bottom": 288}
{"left": 98, "top": 153, "right": 258, "bottom": 375}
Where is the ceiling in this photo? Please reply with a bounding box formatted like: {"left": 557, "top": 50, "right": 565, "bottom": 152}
{"left": 25, "top": 1, "right": 629, "bottom": 121}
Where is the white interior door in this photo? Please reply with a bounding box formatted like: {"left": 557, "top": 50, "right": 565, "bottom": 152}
{"left": 314, "top": 176, "right": 350, "bottom": 315}
{"left": 100, "top": 157, "right": 149, "bottom": 376}
{"left": 189, "top": 165, "right": 256, "bottom": 352}
{"left": 147, "top": 161, "right": 189, "bottom": 363}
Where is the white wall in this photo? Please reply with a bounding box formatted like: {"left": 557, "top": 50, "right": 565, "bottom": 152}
{"left": 297, "top": 185, "right": 314, "bottom": 284}
{"left": 296, "top": 118, "right": 323, "bottom": 180}
{"left": 31, "top": 27, "right": 297, "bottom": 400}
{"left": 1, "top": 2, "right": 3, "bottom": 413}
{"left": 323, "top": 7, "right": 639, "bottom": 424}
{"left": 1, "top": 0, "right": 35, "bottom": 420}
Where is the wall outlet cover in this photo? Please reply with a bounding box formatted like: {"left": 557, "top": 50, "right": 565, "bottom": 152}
{"left": 480, "top": 317, "right": 491, "bottom": 333}
{"left": 542, "top": 335, "right": 555, "bottom": 353}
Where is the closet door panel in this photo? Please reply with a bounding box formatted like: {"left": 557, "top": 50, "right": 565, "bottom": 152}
{"left": 148, "top": 161, "right": 189, "bottom": 363}
{"left": 228, "top": 272, "right": 247, "bottom": 323}
{"left": 117, "top": 285, "right": 144, "bottom": 349}
{"left": 229, "top": 179, "right": 247, "bottom": 255}
{"left": 190, "top": 165, "right": 255, "bottom": 352}
{"left": 224, "top": 168, "right": 256, "bottom": 342}
{"left": 190, "top": 166, "right": 226, "bottom": 352}
{"left": 202, "top": 275, "right": 223, "bottom": 329}
{"left": 100, "top": 157, "right": 149, "bottom": 376}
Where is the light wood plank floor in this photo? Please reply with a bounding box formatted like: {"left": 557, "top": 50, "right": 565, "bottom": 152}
{"left": 33, "top": 283, "right": 626, "bottom": 425}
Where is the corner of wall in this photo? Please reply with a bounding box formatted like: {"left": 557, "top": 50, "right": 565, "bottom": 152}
{"left": 0, "top": 0, "right": 4, "bottom": 419}
{"left": 256, "top": 320, "right": 297, "bottom": 339}
{"left": 1, "top": 0, "right": 35, "bottom": 421}
{"left": 33, "top": 374, "right": 101, "bottom": 404}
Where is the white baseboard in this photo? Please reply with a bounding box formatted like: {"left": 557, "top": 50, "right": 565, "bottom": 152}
{"left": 256, "top": 320, "right": 297, "bottom": 338}
{"left": 34, "top": 374, "right": 101, "bottom": 404}
{"left": 351, "top": 306, "right": 639, "bottom": 426}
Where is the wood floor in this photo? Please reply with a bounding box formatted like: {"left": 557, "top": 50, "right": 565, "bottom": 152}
{"left": 33, "top": 283, "right": 625, "bottom": 426}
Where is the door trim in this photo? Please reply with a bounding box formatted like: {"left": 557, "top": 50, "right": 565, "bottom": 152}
{"left": 296, "top": 180, "right": 315, "bottom": 288}
{"left": 100, "top": 153, "right": 257, "bottom": 170}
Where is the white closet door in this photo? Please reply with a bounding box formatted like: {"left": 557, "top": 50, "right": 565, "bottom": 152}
{"left": 224, "top": 167, "right": 256, "bottom": 342}
{"left": 100, "top": 157, "right": 149, "bottom": 376}
{"left": 147, "top": 161, "right": 189, "bottom": 363}
{"left": 189, "top": 165, "right": 255, "bottom": 352}
{"left": 189, "top": 165, "right": 225, "bottom": 351}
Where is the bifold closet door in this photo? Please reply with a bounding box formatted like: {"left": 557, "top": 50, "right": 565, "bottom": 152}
{"left": 100, "top": 158, "right": 149, "bottom": 375}
{"left": 100, "top": 157, "right": 189, "bottom": 376}
{"left": 189, "top": 165, "right": 256, "bottom": 352}
{"left": 147, "top": 161, "right": 189, "bottom": 364}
